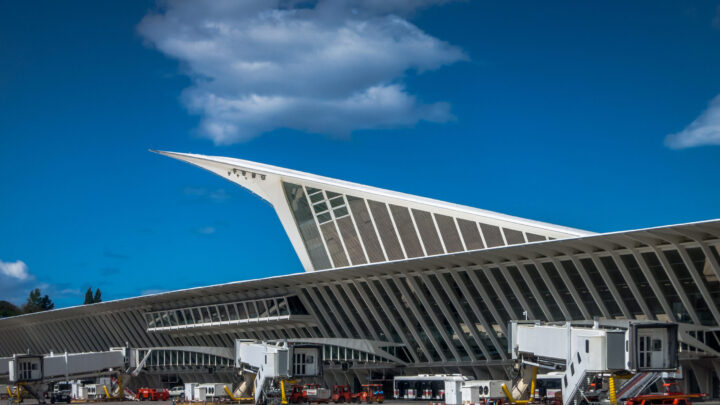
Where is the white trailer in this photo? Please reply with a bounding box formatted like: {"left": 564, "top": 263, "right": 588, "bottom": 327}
{"left": 196, "top": 383, "right": 229, "bottom": 400}
{"left": 393, "top": 375, "right": 468, "bottom": 400}
{"left": 461, "top": 380, "right": 511, "bottom": 404}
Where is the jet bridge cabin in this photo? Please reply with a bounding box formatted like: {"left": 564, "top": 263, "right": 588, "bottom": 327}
{"left": 510, "top": 321, "right": 678, "bottom": 373}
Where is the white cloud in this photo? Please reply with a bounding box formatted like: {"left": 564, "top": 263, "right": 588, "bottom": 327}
{"left": 0, "top": 259, "right": 29, "bottom": 281}
{"left": 665, "top": 95, "right": 720, "bottom": 149}
{"left": 138, "top": 0, "right": 465, "bottom": 144}
{"left": 0, "top": 259, "right": 35, "bottom": 305}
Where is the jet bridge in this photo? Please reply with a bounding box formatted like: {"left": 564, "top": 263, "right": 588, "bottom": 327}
{"left": 507, "top": 320, "right": 679, "bottom": 405}
{"left": 2, "top": 349, "right": 129, "bottom": 404}
{"left": 234, "top": 340, "right": 322, "bottom": 405}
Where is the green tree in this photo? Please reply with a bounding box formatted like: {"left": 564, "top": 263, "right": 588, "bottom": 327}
{"left": 0, "top": 300, "right": 22, "bottom": 318}
{"left": 93, "top": 288, "right": 102, "bottom": 303}
{"left": 22, "top": 288, "right": 54, "bottom": 313}
{"left": 84, "top": 287, "right": 94, "bottom": 304}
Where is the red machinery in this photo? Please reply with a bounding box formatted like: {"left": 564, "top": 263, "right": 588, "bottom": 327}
{"left": 624, "top": 383, "right": 705, "bottom": 405}
{"left": 290, "top": 384, "right": 333, "bottom": 404}
{"left": 136, "top": 388, "right": 170, "bottom": 401}
{"left": 289, "top": 385, "right": 306, "bottom": 404}
{"left": 357, "top": 385, "right": 384, "bottom": 404}
{"left": 303, "top": 384, "right": 332, "bottom": 403}
{"left": 332, "top": 385, "right": 354, "bottom": 403}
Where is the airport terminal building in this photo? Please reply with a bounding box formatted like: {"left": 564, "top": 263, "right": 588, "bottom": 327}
{"left": 1, "top": 151, "right": 720, "bottom": 396}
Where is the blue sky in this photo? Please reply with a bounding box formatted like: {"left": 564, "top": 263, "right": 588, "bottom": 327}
{"left": 1, "top": 0, "right": 720, "bottom": 308}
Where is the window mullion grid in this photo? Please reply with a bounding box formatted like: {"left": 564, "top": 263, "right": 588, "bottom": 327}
{"left": 405, "top": 274, "right": 462, "bottom": 361}
{"left": 66, "top": 319, "right": 92, "bottom": 352}
{"left": 450, "top": 271, "right": 506, "bottom": 359}
{"left": 408, "top": 210, "right": 428, "bottom": 257}
{"left": 111, "top": 312, "right": 144, "bottom": 348}
{"left": 624, "top": 246, "right": 677, "bottom": 321}
{"left": 304, "top": 287, "right": 341, "bottom": 337}
{"left": 391, "top": 276, "right": 448, "bottom": 362}
{"left": 515, "top": 263, "right": 553, "bottom": 321}
{"left": 607, "top": 251, "right": 655, "bottom": 320}
{"left": 316, "top": 285, "right": 353, "bottom": 338}
{"left": 435, "top": 272, "right": 491, "bottom": 360}
{"left": 327, "top": 283, "right": 367, "bottom": 340}
{"left": 92, "top": 314, "right": 118, "bottom": 348}
{"left": 465, "top": 269, "right": 508, "bottom": 335}
{"left": 95, "top": 313, "right": 120, "bottom": 348}
{"left": 366, "top": 277, "right": 420, "bottom": 363}
{"left": 376, "top": 277, "right": 433, "bottom": 363}
{"left": 481, "top": 266, "right": 519, "bottom": 320}
{"left": 453, "top": 217, "right": 468, "bottom": 251}
{"left": 431, "top": 214, "right": 448, "bottom": 254}
{"left": 643, "top": 244, "right": 701, "bottom": 324}
{"left": 131, "top": 310, "right": 163, "bottom": 347}
{"left": 496, "top": 263, "right": 536, "bottom": 320}
{"left": 695, "top": 240, "right": 720, "bottom": 284}
{"left": 104, "top": 312, "right": 130, "bottom": 347}
{"left": 343, "top": 196, "right": 370, "bottom": 263}
{"left": 350, "top": 280, "right": 396, "bottom": 343}
{"left": 339, "top": 282, "right": 381, "bottom": 341}
{"left": 475, "top": 222, "right": 488, "bottom": 248}
{"left": 567, "top": 255, "right": 611, "bottom": 318}
{"left": 296, "top": 289, "right": 331, "bottom": 337}
{"left": 324, "top": 192, "right": 353, "bottom": 266}
{"left": 419, "top": 272, "right": 476, "bottom": 361}
{"left": 673, "top": 243, "right": 720, "bottom": 325}
{"left": 385, "top": 203, "right": 408, "bottom": 259}
{"left": 37, "top": 322, "right": 61, "bottom": 353}
{"left": 587, "top": 253, "right": 632, "bottom": 318}
{"left": 363, "top": 199, "right": 389, "bottom": 262}
{"left": 302, "top": 185, "right": 335, "bottom": 268}
{"left": 76, "top": 317, "right": 103, "bottom": 351}
{"left": 531, "top": 257, "right": 583, "bottom": 320}
{"left": 548, "top": 257, "right": 591, "bottom": 319}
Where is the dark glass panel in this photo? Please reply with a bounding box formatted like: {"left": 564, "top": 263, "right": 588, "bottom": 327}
{"left": 367, "top": 200, "right": 404, "bottom": 260}
{"left": 458, "top": 219, "right": 484, "bottom": 250}
{"left": 390, "top": 205, "right": 424, "bottom": 258}
{"left": 435, "top": 214, "right": 464, "bottom": 253}
{"left": 282, "top": 182, "right": 332, "bottom": 269}
{"left": 480, "top": 224, "right": 504, "bottom": 247}
{"left": 320, "top": 222, "right": 350, "bottom": 267}
{"left": 412, "top": 209, "right": 444, "bottom": 255}
{"left": 503, "top": 228, "right": 526, "bottom": 245}
{"left": 336, "top": 216, "right": 367, "bottom": 265}
{"left": 347, "top": 196, "right": 385, "bottom": 262}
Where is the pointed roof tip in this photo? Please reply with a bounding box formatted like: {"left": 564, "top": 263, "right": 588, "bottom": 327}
{"left": 149, "top": 149, "right": 186, "bottom": 158}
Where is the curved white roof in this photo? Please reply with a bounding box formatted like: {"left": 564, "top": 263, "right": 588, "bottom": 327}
{"left": 155, "top": 150, "right": 594, "bottom": 271}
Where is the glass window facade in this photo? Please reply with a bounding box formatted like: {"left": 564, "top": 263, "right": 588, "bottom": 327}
{"left": 145, "top": 296, "right": 304, "bottom": 331}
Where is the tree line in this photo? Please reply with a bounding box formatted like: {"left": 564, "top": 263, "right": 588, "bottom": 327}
{"left": 0, "top": 287, "right": 103, "bottom": 318}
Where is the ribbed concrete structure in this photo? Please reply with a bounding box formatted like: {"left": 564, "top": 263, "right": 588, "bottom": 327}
{"left": 1, "top": 153, "right": 719, "bottom": 395}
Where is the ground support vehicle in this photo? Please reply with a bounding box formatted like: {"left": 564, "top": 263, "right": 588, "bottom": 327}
{"left": 289, "top": 385, "right": 305, "bottom": 404}
{"left": 136, "top": 388, "right": 170, "bottom": 401}
{"left": 303, "top": 384, "right": 331, "bottom": 403}
{"left": 168, "top": 386, "right": 184, "bottom": 399}
{"left": 357, "top": 385, "right": 383, "bottom": 404}
{"left": 331, "top": 385, "right": 353, "bottom": 403}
